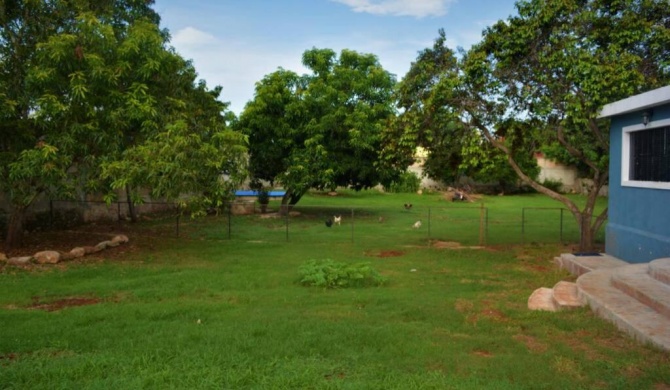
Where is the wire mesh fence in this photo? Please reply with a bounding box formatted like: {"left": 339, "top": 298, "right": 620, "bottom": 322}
{"left": 1, "top": 199, "right": 606, "bottom": 247}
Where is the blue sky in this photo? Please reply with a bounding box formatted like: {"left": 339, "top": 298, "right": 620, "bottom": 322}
{"left": 153, "top": 0, "right": 519, "bottom": 115}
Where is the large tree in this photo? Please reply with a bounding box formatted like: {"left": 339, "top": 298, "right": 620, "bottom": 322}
{"left": 238, "top": 48, "right": 398, "bottom": 211}
{"left": 390, "top": 0, "right": 669, "bottom": 250}
{"left": 1, "top": 1, "right": 246, "bottom": 248}
{"left": 386, "top": 29, "right": 540, "bottom": 191}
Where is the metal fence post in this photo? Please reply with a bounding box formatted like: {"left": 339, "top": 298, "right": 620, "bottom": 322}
{"left": 285, "top": 209, "right": 289, "bottom": 242}
{"left": 428, "top": 207, "right": 431, "bottom": 239}
{"left": 228, "top": 203, "right": 232, "bottom": 240}
{"left": 351, "top": 208, "right": 355, "bottom": 243}
{"left": 521, "top": 208, "right": 525, "bottom": 244}
{"left": 49, "top": 200, "right": 54, "bottom": 230}
{"left": 560, "top": 208, "right": 564, "bottom": 243}
{"left": 479, "top": 203, "right": 485, "bottom": 246}
{"left": 485, "top": 207, "right": 489, "bottom": 246}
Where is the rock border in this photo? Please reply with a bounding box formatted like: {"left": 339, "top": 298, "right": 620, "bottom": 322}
{"left": 1, "top": 234, "right": 129, "bottom": 266}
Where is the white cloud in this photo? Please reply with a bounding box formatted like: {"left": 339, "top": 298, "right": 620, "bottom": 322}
{"left": 331, "top": 0, "right": 455, "bottom": 18}
{"left": 172, "top": 26, "right": 218, "bottom": 48}
{"left": 169, "top": 27, "right": 308, "bottom": 115}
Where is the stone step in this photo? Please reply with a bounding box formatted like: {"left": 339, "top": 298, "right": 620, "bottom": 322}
{"left": 552, "top": 280, "right": 586, "bottom": 309}
{"left": 611, "top": 263, "right": 670, "bottom": 320}
{"left": 577, "top": 268, "right": 670, "bottom": 351}
{"left": 649, "top": 258, "right": 670, "bottom": 285}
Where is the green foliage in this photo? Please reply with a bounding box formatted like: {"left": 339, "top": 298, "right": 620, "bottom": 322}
{"left": 386, "top": 171, "right": 421, "bottom": 193}
{"left": 390, "top": 0, "right": 670, "bottom": 250}
{"left": 298, "top": 259, "right": 387, "bottom": 288}
{"left": 540, "top": 178, "right": 564, "bottom": 193}
{"left": 238, "top": 48, "right": 398, "bottom": 208}
{"left": 0, "top": 1, "right": 247, "bottom": 246}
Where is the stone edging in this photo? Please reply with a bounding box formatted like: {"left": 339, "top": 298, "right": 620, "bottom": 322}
{"left": 0, "top": 235, "right": 129, "bottom": 266}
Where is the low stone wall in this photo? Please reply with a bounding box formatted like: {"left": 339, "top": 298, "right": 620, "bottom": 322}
{"left": 0, "top": 234, "right": 129, "bottom": 266}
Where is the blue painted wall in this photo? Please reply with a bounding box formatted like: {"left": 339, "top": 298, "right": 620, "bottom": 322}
{"left": 607, "top": 103, "right": 670, "bottom": 263}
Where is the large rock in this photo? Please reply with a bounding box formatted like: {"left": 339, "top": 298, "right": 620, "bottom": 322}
{"left": 83, "top": 245, "right": 102, "bottom": 255}
{"left": 70, "top": 247, "right": 86, "bottom": 258}
{"left": 111, "top": 235, "right": 129, "bottom": 245}
{"left": 105, "top": 240, "right": 120, "bottom": 248}
{"left": 528, "top": 287, "right": 558, "bottom": 312}
{"left": 552, "top": 281, "right": 586, "bottom": 309}
{"left": 7, "top": 256, "right": 33, "bottom": 266}
{"left": 58, "top": 251, "right": 75, "bottom": 261}
{"left": 95, "top": 241, "right": 111, "bottom": 251}
{"left": 34, "top": 251, "right": 61, "bottom": 264}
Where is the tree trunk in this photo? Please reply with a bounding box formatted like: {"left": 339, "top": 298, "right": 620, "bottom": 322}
{"left": 5, "top": 205, "right": 27, "bottom": 251}
{"left": 279, "top": 189, "right": 304, "bottom": 216}
{"left": 578, "top": 212, "right": 594, "bottom": 252}
{"left": 126, "top": 185, "right": 138, "bottom": 223}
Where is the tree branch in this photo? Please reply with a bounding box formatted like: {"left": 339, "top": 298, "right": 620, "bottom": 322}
{"left": 556, "top": 124, "right": 600, "bottom": 173}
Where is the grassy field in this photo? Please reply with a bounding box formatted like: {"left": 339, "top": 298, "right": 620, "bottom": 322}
{"left": 1, "top": 191, "right": 668, "bottom": 389}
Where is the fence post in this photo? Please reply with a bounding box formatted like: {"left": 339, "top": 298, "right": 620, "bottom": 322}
{"left": 351, "top": 208, "right": 355, "bottom": 243}
{"left": 428, "top": 207, "right": 431, "bottom": 239}
{"left": 479, "top": 203, "right": 485, "bottom": 246}
{"left": 560, "top": 208, "right": 564, "bottom": 243}
{"left": 485, "top": 207, "right": 489, "bottom": 246}
{"left": 228, "top": 203, "right": 232, "bottom": 240}
{"left": 521, "top": 208, "right": 525, "bottom": 244}
{"left": 49, "top": 200, "right": 54, "bottom": 230}
{"left": 176, "top": 208, "right": 180, "bottom": 238}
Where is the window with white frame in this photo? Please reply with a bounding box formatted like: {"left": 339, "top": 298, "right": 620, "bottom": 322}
{"left": 622, "top": 118, "right": 670, "bottom": 189}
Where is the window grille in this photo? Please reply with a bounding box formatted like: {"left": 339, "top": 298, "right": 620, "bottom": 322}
{"left": 630, "top": 126, "right": 670, "bottom": 182}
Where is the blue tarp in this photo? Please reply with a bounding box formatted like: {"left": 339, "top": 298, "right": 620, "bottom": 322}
{"left": 235, "top": 190, "right": 286, "bottom": 197}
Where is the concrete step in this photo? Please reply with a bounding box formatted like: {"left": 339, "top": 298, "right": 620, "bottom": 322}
{"left": 556, "top": 253, "right": 628, "bottom": 277}
{"left": 649, "top": 258, "right": 670, "bottom": 285}
{"left": 611, "top": 263, "right": 670, "bottom": 320}
{"left": 577, "top": 268, "right": 670, "bottom": 351}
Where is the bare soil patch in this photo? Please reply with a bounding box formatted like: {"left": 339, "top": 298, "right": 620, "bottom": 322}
{"left": 28, "top": 296, "right": 101, "bottom": 312}
{"left": 376, "top": 250, "right": 405, "bottom": 258}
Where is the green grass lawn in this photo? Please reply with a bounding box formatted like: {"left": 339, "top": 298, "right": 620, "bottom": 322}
{"left": 1, "top": 191, "right": 667, "bottom": 389}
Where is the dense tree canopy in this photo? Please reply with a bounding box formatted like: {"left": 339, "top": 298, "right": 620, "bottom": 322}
{"left": 0, "top": 0, "right": 246, "bottom": 248}
{"left": 238, "top": 48, "right": 398, "bottom": 210}
{"left": 387, "top": 0, "right": 670, "bottom": 250}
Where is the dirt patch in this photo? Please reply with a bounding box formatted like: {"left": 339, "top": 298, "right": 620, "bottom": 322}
{"left": 513, "top": 334, "right": 548, "bottom": 353}
{"left": 0, "top": 353, "right": 17, "bottom": 363}
{"left": 432, "top": 241, "right": 462, "bottom": 249}
{"left": 28, "top": 296, "right": 101, "bottom": 312}
{"left": 376, "top": 250, "right": 405, "bottom": 258}
{"left": 431, "top": 240, "right": 484, "bottom": 250}
{"left": 472, "top": 350, "right": 494, "bottom": 357}
{"left": 480, "top": 308, "right": 508, "bottom": 321}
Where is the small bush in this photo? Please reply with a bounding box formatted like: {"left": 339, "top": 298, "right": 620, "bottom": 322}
{"left": 298, "top": 259, "right": 387, "bottom": 288}
{"left": 387, "top": 171, "right": 421, "bottom": 193}
{"left": 541, "top": 178, "right": 564, "bottom": 193}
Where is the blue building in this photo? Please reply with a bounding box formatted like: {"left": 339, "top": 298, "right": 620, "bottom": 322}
{"left": 599, "top": 86, "right": 670, "bottom": 263}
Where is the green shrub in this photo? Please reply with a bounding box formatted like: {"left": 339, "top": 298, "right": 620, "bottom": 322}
{"left": 387, "top": 171, "right": 421, "bottom": 193}
{"left": 540, "top": 178, "right": 564, "bottom": 193}
{"left": 298, "top": 259, "right": 387, "bottom": 288}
